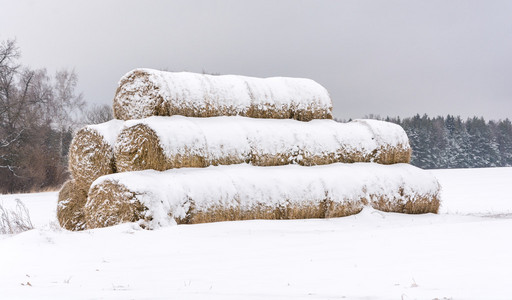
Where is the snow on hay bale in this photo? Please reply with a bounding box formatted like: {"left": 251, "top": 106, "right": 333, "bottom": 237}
{"left": 113, "top": 69, "right": 333, "bottom": 121}
{"left": 68, "top": 120, "right": 124, "bottom": 191}
{"left": 85, "top": 163, "right": 440, "bottom": 229}
{"left": 114, "top": 116, "right": 411, "bottom": 173}
{"left": 57, "top": 180, "right": 88, "bottom": 231}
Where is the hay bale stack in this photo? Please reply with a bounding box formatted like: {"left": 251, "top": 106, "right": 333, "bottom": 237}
{"left": 57, "top": 180, "right": 88, "bottom": 231}
{"left": 113, "top": 69, "right": 332, "bottom": 121}
{"left": 68, "top": 120, "right": 124, "bottom": 191}
{"left": 114, "top": 116, "right": 411, "bottom": 173}
{"left": 85, "top": 163, "right": 440, "bottom": 229}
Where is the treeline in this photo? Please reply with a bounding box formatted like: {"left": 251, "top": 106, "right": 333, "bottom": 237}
{"left": 385, "top": 114, "right": 512, "bottom": 169}
{"left": 0, "top": 39, "right": 111, "bottom": 194}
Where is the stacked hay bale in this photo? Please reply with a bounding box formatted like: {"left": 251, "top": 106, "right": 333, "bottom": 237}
{"left": 86, "top": 164, "right": 440, "bottom": 229}
{"left": 114, "top": 116, "right": 411, "bottom": 172}
{"left": 113, "top": 69, "right": 333, "bottom": 121}
{"left": 57, "top": 120, "right": 124, "bottom": 230}
{"left": 58, "top": 68, "right": 440, "bottom": 230}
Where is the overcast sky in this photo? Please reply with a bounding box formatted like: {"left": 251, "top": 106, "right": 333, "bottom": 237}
{"left": 1, "top": 0, "right": 511, "bottom": 120}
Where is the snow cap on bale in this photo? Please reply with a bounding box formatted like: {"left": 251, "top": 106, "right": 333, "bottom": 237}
{"left": 85, "top": 163, "right": 440, "bottom": 229}
{"left": 68, "top": 120, "right": 124, "bottom": 191}
{"left": 57, "top": 180, "right": 88, "bottom": 231}
{"left": 113, "top": 69, "right": 333, "bottom": 121}
{"left": 114, "top": 116, "right": 411, "bottom": 173}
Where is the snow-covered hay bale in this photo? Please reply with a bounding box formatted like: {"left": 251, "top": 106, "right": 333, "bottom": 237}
{"left": 114, "top": 116, "right": 410, "bottom": 173}
{"left": 113, "top": 69, "right": 333, "bottom": 121}
{"left": 68, "top": 120, "right": 124, "bottom": 191}
{"left": 57, "top": 180, "right": 88, "bottom": 231}
{"left": 85, "top": 163, "right": 440, "bottom": 229}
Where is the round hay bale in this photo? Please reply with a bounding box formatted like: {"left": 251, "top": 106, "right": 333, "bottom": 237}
{"left": 113, "top": 69, "right": 168, "bottom": 120}
{"left": 114, "top": 124, "right": 169, "bottom": 172}
{"left": 68, "top": 120, "right": 124, "bottom": 191}
{"left": 85, "top": 179, "right": 147, "bottom": 229}
{"left": 113, "top": 68, "right": 333, "bottom": 121}
{"left": 114, "top": 116, "right": 411, "bottom": 173}
{"left": 114, "top": 123, "right": 211, "bottom": 173}
{"left": 86, "top": 163, "right": 440, "bottom": 229}
{"left": 57, "top": 180, "right": 88, "bottom": 231}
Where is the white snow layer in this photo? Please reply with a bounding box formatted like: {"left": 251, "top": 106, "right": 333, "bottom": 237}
{"left": 84, "top": 119, "right": 125, "bottom": 146}
{"left": 115, "top": 68, "right": 332, "bottom": 119}
{"left": 90, "top": 163, "right": 439, "bottom": 228}
{"left": 2, "top": 168, "right": 512, "bottom": 299}
{"left": 119, "top": 116, "right": 410, "bottom": 162}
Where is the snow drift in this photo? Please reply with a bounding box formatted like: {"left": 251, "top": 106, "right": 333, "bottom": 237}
{"left": 113, "top": 69, "right": 333, "bottom": 121}
{"left": 85, "top": 163, "right": 440, "bottom": 229}
{"left": 68, "top": 120, "right": 124, "bottom": 191}
{"left": 114, "top": 116, "right": 411, "bottom": 173}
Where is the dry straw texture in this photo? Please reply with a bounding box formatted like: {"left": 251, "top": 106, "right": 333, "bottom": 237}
{"left": 113, "top": 69, "right": 333, "bottom": 121}
{"left": 57, "top": 180, "right": 88, "bottom": 231}
{"left": 85, "top": 164, "right": 440, "bottom": 229}
{"left": 368, "top": 192, "right": 441, "bottom": 214}
{"left": 373, "top": 144, "right": 412, "bottom": 165}
{"left": 85, "top": 180, "right": 147, "bottom": 229}
{"left": 113, "top": 70, "right": 168, "bottom": 121}
{"left": 68, "top": 125, "right": 120, "bottom": 191}
{"left": 115, "top": 124, "right": 210, "bottom": 172}
{"left": 114, "top": 117, "right": 411, "bottom": 173}
{"left": 85, "top": 179, "right": 368, "bottom": 229}
{"left": 176, "top": 200, "right": 364, "bottom": 225}
{"left": 85, "top": 179, "right": 438, "bottom": 229}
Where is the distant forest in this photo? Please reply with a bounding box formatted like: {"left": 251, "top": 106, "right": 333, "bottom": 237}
{"left": 0, "top": 39, "right": 112, "bottom": 194}
{"left": 383, "top": 114, "right": 512, "bottom": 169}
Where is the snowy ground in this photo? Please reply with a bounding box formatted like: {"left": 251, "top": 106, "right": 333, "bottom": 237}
{"left": 1, "top": 167, "right": 512, "bottom": 299}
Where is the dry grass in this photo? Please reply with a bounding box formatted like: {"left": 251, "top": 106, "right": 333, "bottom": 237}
{"left": 57, "top": 180, "right": 88, "bottom": 231}
{"left": 0, "top": 199, "right": 34, "bottom": 234}
{"left": 27, "top": 185, "right": 62, "bottom": 193}
{"left": 175, "top": 200, "right": 342, "bottom": 224}
{"left": 245, "top": 103, "right": 333, "bottom": 122}
{"left": 68, "top": 127, "right": 117, "bottom": 191}
{"left": 323, "top": 198, "right": 366, "bottom": 218}
{"left": 85, "top": 179, "right": 439, "bottom": 229}
{"left": 113, "top": 69, "right": 332, "bottom": 121}
{"left": 369, "top": 192, "right": 440, "bottom": 214}
{"left": 373, "top": 144, "right": 412, "bottom": 164}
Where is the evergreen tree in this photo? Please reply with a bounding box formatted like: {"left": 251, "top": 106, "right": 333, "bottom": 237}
{"left": 371, "top": 114, "right": 512, "bottom": 169}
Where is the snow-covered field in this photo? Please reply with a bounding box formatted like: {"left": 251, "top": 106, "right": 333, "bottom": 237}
{"left": 1, "top": 167, "right": 512, "bottom": 299}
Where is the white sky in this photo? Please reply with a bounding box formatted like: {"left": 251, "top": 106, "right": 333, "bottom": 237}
{"left": 1, "top": 0, "right": 511, "bottom": 120}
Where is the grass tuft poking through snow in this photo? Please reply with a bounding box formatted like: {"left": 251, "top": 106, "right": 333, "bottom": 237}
{"left": 0, "top": 199, "right": 34, "bottom": 234}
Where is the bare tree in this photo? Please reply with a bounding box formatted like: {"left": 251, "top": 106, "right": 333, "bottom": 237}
{"left": 82, "top": 104, "right": 113, "bottom": 125}
{"left": 0, "top": 39, "right": 86, "bottom": 193}
{"left": 0, "top": 39, "right": 28, "bottom": 177}
{"left": 52, "top": 69, "right": 85, "bottom": 129}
